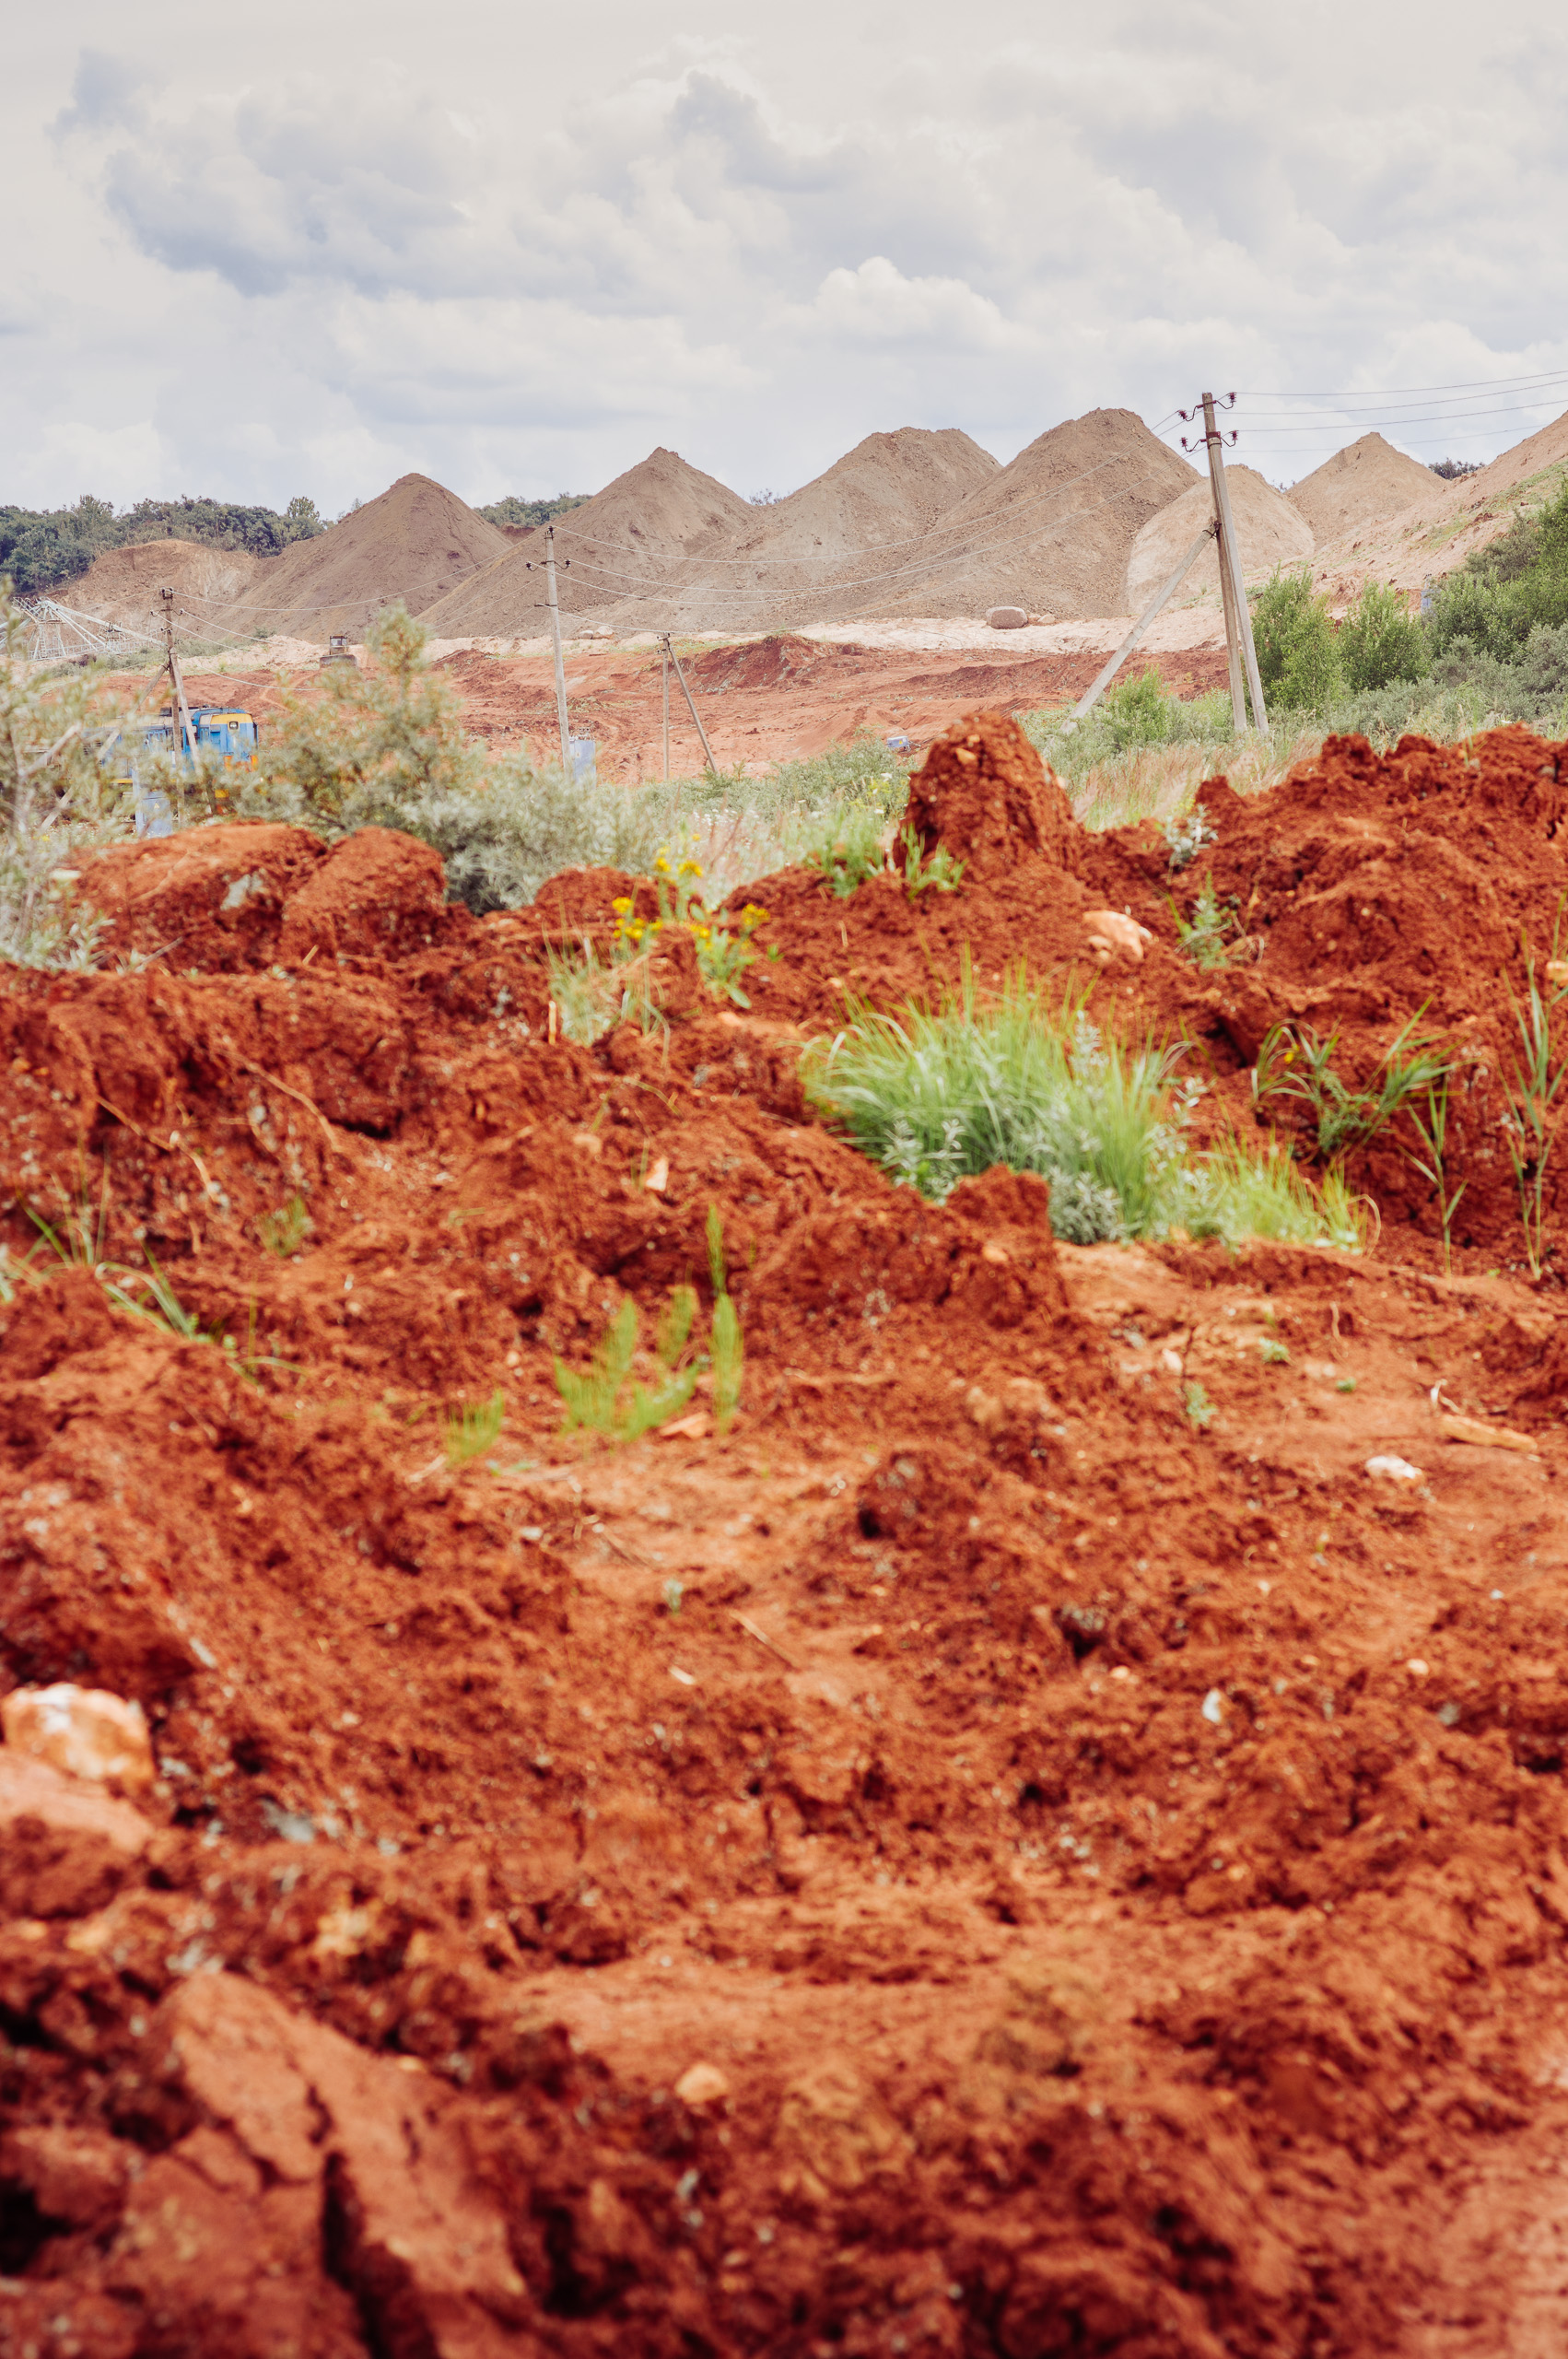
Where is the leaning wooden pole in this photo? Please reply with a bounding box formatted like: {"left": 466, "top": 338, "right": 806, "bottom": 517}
{"left": 661, "top": 635, "right": 720, "bottom": 778}
{"left": 1072, "top": 523, "right": 1216, "bottom": 722}
{"left": 544, "top": 525, "right": 572, "bottom": 777}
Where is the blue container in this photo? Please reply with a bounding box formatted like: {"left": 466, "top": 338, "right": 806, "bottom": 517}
{"left": 568, "top": 735, "right": 596, "bottom": 781}
{"left": 884, "top": 732, "right": 910, "bottom": 755}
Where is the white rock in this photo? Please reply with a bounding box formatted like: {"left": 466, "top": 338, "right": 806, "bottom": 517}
{"left": 986, "top": 605, "right": 1029, "bottom": 629}
{"left": 1365, "top": 1455, "right": 1423, "bottom": 1487}
{"left": 1, "top": 1684, "right": 155, "bottom": 1792}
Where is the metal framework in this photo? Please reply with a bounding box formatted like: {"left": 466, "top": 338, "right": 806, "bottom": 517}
{"left": 15, "top": 596, "right": 162, "bottom": 664}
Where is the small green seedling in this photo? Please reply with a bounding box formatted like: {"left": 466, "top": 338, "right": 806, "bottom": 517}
{"left": 711, "top": 1293, "right": 743, "bottom": 1436}
{"left": 1183, "top": 1380, "right": 1217, "bottom": 1429}
{"left": 900, "top": 822, "right": 965, "bottom": 898}
{"left": 707, "top": 1204, "right": 728, "bottom": 1298}
{"left": 1259, "top": 1338, "right": 1290, "bottom": 1366}
{"left": 554, "top": 1297, "right": 699, "bottom": 1447}
{"left": 259, "top": 1194, "right": 310, "bottom": 1256}
{"left": 1336, "top": 1378, "right": 1357, "bottom": 1393}
{"left": 658, "top": 1283, "right": 697, "bottom": 1369}
{"left": 445, "top": 1390, "right": 505, "bottom": 1467}
{"left": 662, "top": 1579, "right": 685, "bottom": 1617}
{"left": 1171, "top": 876, "right": 1240, "bottom": 972}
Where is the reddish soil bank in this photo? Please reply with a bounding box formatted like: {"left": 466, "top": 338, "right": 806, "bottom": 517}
{"left": 3, "top": 715, "right": 1568, "bottom": 2355}
{"left": 135, "top": 632, "right": 1232, "bottom": 780}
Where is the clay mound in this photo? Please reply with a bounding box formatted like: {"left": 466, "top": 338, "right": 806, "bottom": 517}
{"left": 1286, "top": 433, "right": 1437, "bottom": 546}
{"left": 64, "top": 538, "right": 262, "bottom": 643}
{"left": 1124, "top": 464, "right": 1314, "bottom": 607}
{"left": 223, "top": 475, "right": 510, "bottom": 646}
{"left": 904, "top": 709, "right": 1079, "bottom": 880}
{"left": 416, "top": 448, "right": 755, "bottom": 635}
{"left": 885, "top": 410, "right": 1200, "bottom": 624}
{"left": 686, "top": 633, "right": 833, "bottom": 692}
{"left": 76, "top": 822, "right": 452, "bottom": 974}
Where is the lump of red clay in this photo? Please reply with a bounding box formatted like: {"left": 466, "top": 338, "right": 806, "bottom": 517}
{"left": 1083, "top": 909, "right": 1153, "bottom": 964}
{"left": 76, "top": 821, "right": 324, "bottom": 972}
{"left": 0, "top": 1752, "right": 151, "bottom": 1916}
{"left": 674, "top": 2061, "right": 731, "bottom": 2107}
{"left": 276, "top": 825, "right": 449, "bottom": 966}
{"left": 3, "top": 1682, "right": 156, "bottom": 1791}
{"left": 902, "top": 710, "right": 1078, "bottom": 882}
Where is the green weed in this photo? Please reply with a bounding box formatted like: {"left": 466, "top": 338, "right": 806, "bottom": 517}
{"left": 802, "top": 961, "right": 1359, "bottom": 1249}
{"left": 444, "top": 1390, "right": 506, "bottom": 1467}
{"left": 1183, "top": 1381, "right": 1216, "bottom": 1429}
{"left": 1254, "top": 1014, "right": 1453, "bottom": 1168}
{"left": 554, "top": 1297, "right": 700, "bottom": 1447}
{"left": 1503, "top": 938, "right": 1568, "bottom": 1278}
{"left": 803, "top": 804, "right": 886, "bottom": 898}
{"left": 1163, "top": 806, "right": 1218, "bottom": 872}
{"left": 1405, "top": 1075, "right": 1468, "bottom": 1275}
{"left": 258, "top": 1194, "right": 311, "bottom": 1257}
{"left": 1171, "top": 876, "right": 1240, "bottom": 970}
{"left": 899, "top": 823, "right": 965, "bottom": 898}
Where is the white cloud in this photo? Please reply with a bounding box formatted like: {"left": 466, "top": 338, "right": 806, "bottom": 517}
{"left": 2, "top": 0, "right": 1565, "bottom": 513}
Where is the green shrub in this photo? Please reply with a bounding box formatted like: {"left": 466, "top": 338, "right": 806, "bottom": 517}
{"left": 802, "top": 963, "right": 1358, "bottom": 1249}
{"left": 1, "top": 590, "right": 131, "bottom": 967}
{"left": 802, "top": 802, "right": 886, "bottom": 897}
{"left": 1338, "top": 580, "right": 1429, "bottom": 692}
{"left": 1251, "top": 568, "right": 1343, "bottom": 711}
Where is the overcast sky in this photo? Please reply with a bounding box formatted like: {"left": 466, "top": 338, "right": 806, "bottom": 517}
{"left": 6, "top": 0, "right": 1567, "bottom": 516}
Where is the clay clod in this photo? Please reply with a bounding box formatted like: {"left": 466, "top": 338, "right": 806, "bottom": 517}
{"left": 901, "top": 710, "right": 1078, "bottom": 881}
{"left": 2, "top": 1682, "right": 155, "bottom": 1792}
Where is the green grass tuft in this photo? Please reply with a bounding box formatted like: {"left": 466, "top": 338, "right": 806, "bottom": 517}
{"left": 444, "top": 1390, "right": 506, "bottom": 1466}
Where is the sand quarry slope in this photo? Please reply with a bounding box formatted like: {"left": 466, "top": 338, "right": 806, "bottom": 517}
{"left": 884, "top": 407, "right": 1199, "bottom": 622}
{"left": 220, "top": 474, "right": 511, "bottom": 646}
{"left": 1306, "top": 402, "right": 1568, "bottom": 604}
{"left": 1124, "top": 464, "right": 1316, "bottom": 606}
{"left": 601, "top": 428, "right": 1000, "bottom": 633}
{"left": 8, "top": 712, "right": 1568, "bottom": 2353}
{"left": 1285, "top": 431, "right": 1437, "bottom": 546}
{"left": 66, "top": 538, "right": 263, "bottom": 644}
{"left": 420, "top": 448, "right": 757, "bottom": 637}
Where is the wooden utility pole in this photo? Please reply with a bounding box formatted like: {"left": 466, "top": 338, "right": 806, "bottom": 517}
{"left": 1197, "top": 393, "right": 1269, "bottom": 733}
{"left": 544, "top": 525, "right": 571, "bottom": 777}
{"left": 159, "top": 589, "right": 199, "bottom": 764}
{"left": 661, "top": 640, "right": 670, "bottom": 781}
{"left": 660, "top": 634, "right": 719, "bottom": 778}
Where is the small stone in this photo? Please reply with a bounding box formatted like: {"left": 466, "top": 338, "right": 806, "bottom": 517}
{"left": 2, "top": 1684, "right": 155, "bottom": 1792}
{"left": 1365, "top": 1454, "right": 1422, "bottom": 1486}
{"left": 1406, "top": 1658, "right": 1430, "bottom": 1678}
{"left": 644, "top": 1156, "right": 669, "bottom": 1192}
{"left": 1200, "top": 1688, "right": 1225, "bottom": 1724}
{"left": 674, "top": 2061, "right": 731, "bottom": 2107}
{"left": 986, "top": 606, "right": 1029, "bottom": 629}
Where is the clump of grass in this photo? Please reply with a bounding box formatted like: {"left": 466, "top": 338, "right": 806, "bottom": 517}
{"left": 1503, "top": 940, "right": 1568, "bottom": 1279}
{"left": 705, "top": 1208, "right": 743, "bottom": 1435}
{"left": 546, "top": 937, "right": 668, "bottom": 1046}
{"left": 445, "top": 1390, "right": 506, "bottom": 1467}
{"left": 1183, "top": 1381, "right": 1217, "bottom": 1429}
{"left": 258, "top": 1194, "right": 311, "bottom": 1256}
{"left": 802, "top": 961, "right": 1358, "bottom": 1249}
{"left": 899, "top": 823, "right": 965, "bottom": 898}
{"left": 803, "top": 804, "right": 886, "bottom": 898}
{"left": 1163, "top": 807, "right": 1218, "bottom": 872}
{"left": 554, "top": 1295, "right": 700, "bottom": 1446}
{"left": 1254, "top": 1013, "right": 1454, "bottom": 1168}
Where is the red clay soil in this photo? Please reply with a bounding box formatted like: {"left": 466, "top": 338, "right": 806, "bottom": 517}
{"left": 4, "top": 715, "right": 1568, "bottom": 2355}
{"left": 143, "top": 633, "right": 1233, "bottom": 782}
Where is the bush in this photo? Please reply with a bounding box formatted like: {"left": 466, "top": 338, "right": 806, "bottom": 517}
{"left": 0, "top": 589, "right": 131, "bottom": 967}
{"left": 1427, "top": 479, "right": 1568, "bottom": 661}
{"left": 0, "top": 492, "right": 322, "bottom": 597}
{"left": 1251, "top": 568, "right": 1342, "bottom": 711}
{"left": 801, "top": 962, "right": 1360, "bottom": 1249}
{"left": 1338, "top": 580, "right": 1429, "bottom": 692}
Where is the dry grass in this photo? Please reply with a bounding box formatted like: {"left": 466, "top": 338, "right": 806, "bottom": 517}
{"left": 1065, "top": 731, "right": 1325, "bottom": 834}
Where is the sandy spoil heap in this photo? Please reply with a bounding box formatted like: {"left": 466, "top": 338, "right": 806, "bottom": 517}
{"left": 1286, "top": 432, "right": 1438, "bottom": 546}
{"left": 222, "top": 474, "right": 510, "bottom": 646}
{"left": 882, "top": 409, "right": 1199, "bottom": 624}
{"left": 1123, "top": 464, "right": 1314, "bottom": 606}
{"left": 66, "top": 539, "right": 262, "bottom": 644}
{"left": 418, "top": 448, "right": 755, "bottom": 636}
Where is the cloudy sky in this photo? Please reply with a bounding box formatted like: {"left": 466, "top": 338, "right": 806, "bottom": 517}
{"left": 6, "top": 0, "right": 1568, "bottom": 515}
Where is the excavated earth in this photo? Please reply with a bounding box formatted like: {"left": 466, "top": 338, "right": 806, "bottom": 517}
{"left": 4, "top": 714, "right": 1568, "bottom": 2356}
{"left": 125, "top": 632, "right": 1234, "bottom": 781}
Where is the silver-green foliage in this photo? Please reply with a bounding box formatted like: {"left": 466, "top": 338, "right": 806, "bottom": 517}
{"left": 0, "top": 590, "right": 131, "bottom": 968}
{"left": 802, "top": 966, "right": 1360, "bottom": 1250}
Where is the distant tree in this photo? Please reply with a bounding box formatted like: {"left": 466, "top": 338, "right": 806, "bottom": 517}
{"left": 1251, "top": 566, "right": 1343, "bottom": 711}
{"left": 477, "top": 494, "right": 591, "bottom": 529}
{"left": 1338, "top": 580, "right": 1429, "bottom": 692}
{"left": 1429, "top": 459, "right": 1482, "bottom": 480}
